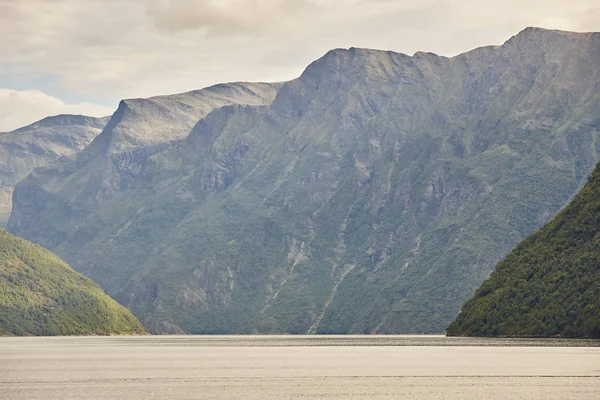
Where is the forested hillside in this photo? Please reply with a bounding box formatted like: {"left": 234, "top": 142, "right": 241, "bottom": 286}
{"left": 447, "top": 163, "right": 600, "bottom": 338}
{"left": 0, "top": 229, "right": 146, "bottom": 336}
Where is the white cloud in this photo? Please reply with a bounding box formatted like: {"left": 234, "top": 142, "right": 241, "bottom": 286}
{"left": 0, "top": 0, "right": 598, "bottom": 106}
{"left": 146, "top": 0, "right": 314, "bottom": 34}
{"left": 0, "top": 89, "right": 114, "bottom": 132}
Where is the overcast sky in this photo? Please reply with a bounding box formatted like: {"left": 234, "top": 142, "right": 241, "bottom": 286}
{"left": 1, "top": 0, "right": 599, "bottom": 131}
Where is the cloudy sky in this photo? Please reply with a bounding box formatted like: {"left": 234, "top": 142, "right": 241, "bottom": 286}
{"left": 1, "top": 0, "right": 599, "bottom": 131}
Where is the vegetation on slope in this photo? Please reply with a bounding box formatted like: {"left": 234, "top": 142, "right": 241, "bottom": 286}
{"left": 447, "top": 164, "right": 600, "bottom": 338}
{"left": 0, "top": 229, "right": 146, "bottom": 336}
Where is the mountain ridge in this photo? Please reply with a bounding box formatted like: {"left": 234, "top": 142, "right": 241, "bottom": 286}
{"left": 8, "top": 82, "right": 281, "bottom": 247}
{"left": 8, "top": 27, "right": 600, "bottom": 334}
{"left": 7, "top": 114, "right": 110, "bottom": 134}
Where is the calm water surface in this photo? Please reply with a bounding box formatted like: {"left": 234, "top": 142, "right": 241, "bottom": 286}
{"left": 1, "top": 335, "right": 599, "bottom": 399}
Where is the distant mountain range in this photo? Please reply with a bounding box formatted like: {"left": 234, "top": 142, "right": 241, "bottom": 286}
{"left": 0, "top": 229, "right": 145, "bottom": 336}
{"left": 0, "top": 115, "right": 109, "bottom": 226}
{"left": 6, "top": 27, "right": 600, "bottom": 334}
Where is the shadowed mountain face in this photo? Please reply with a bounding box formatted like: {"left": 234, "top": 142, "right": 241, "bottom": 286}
{"left": 0, "top": 115, "right": 109, "bottom": 226}
{"left": 8, "top": 28, "right": 600, "bottom": 334}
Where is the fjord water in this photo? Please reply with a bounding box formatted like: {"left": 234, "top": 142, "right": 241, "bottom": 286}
{"left": 1, "top": 336, "right": 599, "bottom": 399}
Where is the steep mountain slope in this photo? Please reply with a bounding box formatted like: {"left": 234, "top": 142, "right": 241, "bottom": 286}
{"left": 9, "top": 82, "right": 280, "bottom": 247}
{"left": 0, "top": 115, "right": 109, "bottom": 226}
{"left": 0, "top": 229, "right": 146, "bottom": 336}
{"left": 447, "top": 162, "right": 600, "bottom": 338}
{"left": 9, "top": 28, "right": 600, "bottom": 334}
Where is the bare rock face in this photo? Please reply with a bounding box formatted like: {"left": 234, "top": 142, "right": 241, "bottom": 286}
{"left": 9, "top": 28, "right": 600, "bottom": 334}
{"left": 0, "top": 115, "right": 109, "bottom": 226}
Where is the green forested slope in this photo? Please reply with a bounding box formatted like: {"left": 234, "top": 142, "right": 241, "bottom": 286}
{"left": 0, "top": 229, "right": 146, "bottom": 336}
{"left": 447, "top": 163, "right": 600, "bottom": 338}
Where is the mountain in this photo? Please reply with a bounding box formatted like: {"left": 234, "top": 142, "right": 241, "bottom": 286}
{"left": 8, "top": 28, "right": 600, "bottom": 334}
{"left": 8, "top": 82, "right": 281, "bottom": 246}
{"left": 0, "top": 229, "right": 146, "bottom": 336}
{"left": 0, "top": 114, "right": 109, "bottom": 226}
{"left": 447, "top": 162, "right": 600, "bottom": 338}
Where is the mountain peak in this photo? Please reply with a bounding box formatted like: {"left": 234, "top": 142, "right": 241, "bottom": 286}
{"left": 298, "top": 46, "right": 412, "bottom": 83}
{"left": 508, "top": 26, "right": 598, "bottom": 45}
{"left": 94, "top": 82, "right": 281, "bottom": 155}
{"left": 517, "top": 26, "right": 593, "bottom": 35}
{"left": 10, "top": 114, "right": 110, "bottom": 133}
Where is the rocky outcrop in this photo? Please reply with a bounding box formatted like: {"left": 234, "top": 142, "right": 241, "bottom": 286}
{"left": 9, "top": 28, "right": 600, "bottom": 334}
